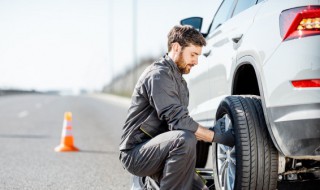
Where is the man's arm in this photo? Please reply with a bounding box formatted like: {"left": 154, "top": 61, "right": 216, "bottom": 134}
{"left": 195, "top": 125, "right": 214, "bottom": 142}
{"left": 145, "top": 69, "right": 198, "bottom": 133}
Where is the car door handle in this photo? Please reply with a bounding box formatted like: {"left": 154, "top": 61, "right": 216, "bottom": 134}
{"left": 203, "top": 50, "right": 211, "bottom": 57}
{"left": 232, "top": 34, "right": 243, "bottom": 43}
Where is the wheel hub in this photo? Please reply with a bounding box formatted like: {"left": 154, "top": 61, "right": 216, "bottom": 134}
{"left": 216, "top": 115, "right": 236, "bottom": 190}
{"left": 226, "top": 150, "right": 231, "bottom": 161}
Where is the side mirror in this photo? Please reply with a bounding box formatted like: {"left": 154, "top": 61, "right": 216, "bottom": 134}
{"left": 180, "top": 17, "right": 203, "bottom": 32}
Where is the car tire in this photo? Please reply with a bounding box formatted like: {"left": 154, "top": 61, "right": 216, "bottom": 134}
{"left": 212, "top": 95, "right": 278, "bottom": 190}
{"left": 196, "top": 141, "right": 210, "bottom": 168}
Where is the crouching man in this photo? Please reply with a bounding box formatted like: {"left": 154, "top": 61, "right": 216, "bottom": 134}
{"left": 119, "top": 25, "right": 234, "bottom": 190}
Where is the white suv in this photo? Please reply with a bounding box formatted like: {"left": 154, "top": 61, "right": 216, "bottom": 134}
{"left": 181, "top": 0, "right": 320, "bottom": 189}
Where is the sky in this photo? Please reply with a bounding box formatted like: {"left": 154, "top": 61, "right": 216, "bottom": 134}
{"left": 0, "top": 0, "right": 220, "bottom": 92}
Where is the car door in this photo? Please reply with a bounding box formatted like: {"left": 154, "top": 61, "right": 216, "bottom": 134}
{"left": 186, "top": 0, "right": 235, "bottom": 127}
{"left": 185, "top": 51, "right": 211, "bottom": 123}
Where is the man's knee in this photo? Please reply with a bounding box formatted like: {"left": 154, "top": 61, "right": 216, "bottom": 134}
{"left": 174, "top": 130, "right": 197, "bottom": 153}
{"left": 180, "top": 130, "right": 197, "bottom": 144}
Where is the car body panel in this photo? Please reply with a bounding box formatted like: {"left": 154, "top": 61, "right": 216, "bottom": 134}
{"left": 188, "top": 2, "right": 264, "bottom": 125}
{"left": 185, "top": 0, "right": 320, "bottom": 157}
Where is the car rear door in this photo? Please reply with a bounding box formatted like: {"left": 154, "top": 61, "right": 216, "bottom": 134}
{"left": 204, "top": 0, "right": 264, "bottom": 120}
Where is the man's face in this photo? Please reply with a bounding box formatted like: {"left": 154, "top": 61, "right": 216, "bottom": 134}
{"left": 175, "top": 44, "right": 202, "bottom": 74}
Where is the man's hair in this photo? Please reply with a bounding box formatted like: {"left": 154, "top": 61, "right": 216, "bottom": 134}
{"left": 167, "top": 25, "right": 206, "bottom": 51}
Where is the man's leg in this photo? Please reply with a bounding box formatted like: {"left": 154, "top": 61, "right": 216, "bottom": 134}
{"left": 120, "top": 130, "right": 207, "bottom": 189}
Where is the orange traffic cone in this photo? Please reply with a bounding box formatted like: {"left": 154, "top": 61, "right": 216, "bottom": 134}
{"left": 55, "top": 112, "right": 79, "bottom": 152}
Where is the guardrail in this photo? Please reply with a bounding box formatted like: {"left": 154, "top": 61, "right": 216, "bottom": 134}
{"left": 0, "top": 89, "right": 41, "bottom": 96}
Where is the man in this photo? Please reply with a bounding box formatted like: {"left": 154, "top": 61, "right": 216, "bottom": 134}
{"left": 119, "top": 25, "right": 234, "bottom": 189}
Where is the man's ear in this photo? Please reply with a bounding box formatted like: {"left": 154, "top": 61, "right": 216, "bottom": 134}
{"left": 172, "top": 42, "right": 181, "bottom": 53}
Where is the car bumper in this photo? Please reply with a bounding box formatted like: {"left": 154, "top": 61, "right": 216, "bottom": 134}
{"left": 267, "top": 104, "right": 320, "bottom": 157}
{"left": 262, "top": 36, "right": 320, "bottom": 157}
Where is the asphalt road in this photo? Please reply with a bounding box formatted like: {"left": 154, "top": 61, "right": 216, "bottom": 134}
{"left": 0, "top": 94, "right": 318, "bottom": 190}
{"left": 0, "top": 94, "right": 132, "bottom": 190}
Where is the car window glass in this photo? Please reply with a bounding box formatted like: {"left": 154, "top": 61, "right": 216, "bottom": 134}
{"left": 232, "top": 0, "right": 257, "bottom": 17}
{"left": 210, "top": 0, "right": 235, "bottom": 33}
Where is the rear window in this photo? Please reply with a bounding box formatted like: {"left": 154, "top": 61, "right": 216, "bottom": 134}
{"left": 232, "top": 0, "right": 257, "bottom": 17}
{"left": 210, "top": 0, "right": 235, "bottom": 32}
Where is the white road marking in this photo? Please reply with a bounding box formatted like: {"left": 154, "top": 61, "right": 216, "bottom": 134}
{"left": 35, "top": 103, "right": 42, "bottom": 109}
{"left": 18, "top": 110, "right": 29, "bottom": 118}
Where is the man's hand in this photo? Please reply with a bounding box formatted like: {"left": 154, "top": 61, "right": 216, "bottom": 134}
{"left": 209, "top": 118, "right": 235, "bottom": 147}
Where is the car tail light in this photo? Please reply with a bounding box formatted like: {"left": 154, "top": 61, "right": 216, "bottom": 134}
{"left": 280, "top": 6, "right": 320, "bottom": 41}
{"left": 292, "top": 79, "right": 320, "bottom": 88}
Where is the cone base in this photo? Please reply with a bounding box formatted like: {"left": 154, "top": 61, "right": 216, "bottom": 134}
{"left": 55, "top": 144, "right": 79, "bottom": 152}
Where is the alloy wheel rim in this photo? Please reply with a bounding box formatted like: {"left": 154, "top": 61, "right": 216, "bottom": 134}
{"left": 216, "top": 114, "right": 236, "bottom": 190}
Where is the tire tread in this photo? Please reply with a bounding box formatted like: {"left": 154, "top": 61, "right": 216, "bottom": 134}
{"left": 212, "top": 95, "right": 278, "bottom": 190}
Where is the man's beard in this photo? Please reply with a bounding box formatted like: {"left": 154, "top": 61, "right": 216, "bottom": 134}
{"left": 176, "top": 52, "right": 191, "bottom": 74}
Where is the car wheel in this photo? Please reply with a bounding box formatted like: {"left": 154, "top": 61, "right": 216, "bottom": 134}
{"left": 212, "top": 95, "right": 278, "bottom": 190}
{"left": 196, "top": 141, "right": 210, "bottom": 168}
